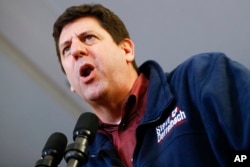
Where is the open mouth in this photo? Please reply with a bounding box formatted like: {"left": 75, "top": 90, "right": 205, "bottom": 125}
{"left": 79, "top": 64, "right": 94, "bottom": 77}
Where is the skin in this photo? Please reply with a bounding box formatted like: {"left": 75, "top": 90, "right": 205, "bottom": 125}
{"left": 59, "top": 17, "right": 138, "bottom": 124}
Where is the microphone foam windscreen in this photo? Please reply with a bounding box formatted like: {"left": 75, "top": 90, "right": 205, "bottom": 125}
{"left": 73, "top": 112, "right": 99, "bottom": 141}
{"left": 42, "top": 132, "right": 67, "bottom": 162}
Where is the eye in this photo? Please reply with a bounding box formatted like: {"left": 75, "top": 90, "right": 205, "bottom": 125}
{"left": 83, "top": 34, "right": 98, "bottom": 45}
{"left": 62, "top": 45, "right": 70, "bottom": 56}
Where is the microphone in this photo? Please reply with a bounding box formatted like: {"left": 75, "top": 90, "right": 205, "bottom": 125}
{"left": 35, "top": 132, "right": 68, "bottom": 167}
{"left": 64, "top": 112, "right": 99, "bottom": 167}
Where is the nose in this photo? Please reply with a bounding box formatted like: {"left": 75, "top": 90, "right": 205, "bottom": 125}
{"left": 71, "top": 38, "right": 87, "bottom": 60}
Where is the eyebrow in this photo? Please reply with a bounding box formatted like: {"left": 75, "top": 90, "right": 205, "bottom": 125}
{"left": 59, "top": 38, "right": 71, "bottom": 52}
{"left": 59, "top": 31, "right": 94, "bottom": 50}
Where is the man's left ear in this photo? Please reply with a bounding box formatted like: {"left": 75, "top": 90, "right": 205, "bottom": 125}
{"left": 70, "top": 86, "right": 76, "bottom": 93}
{"left": 121, "top": 38, "right": 135, "bottom": 62}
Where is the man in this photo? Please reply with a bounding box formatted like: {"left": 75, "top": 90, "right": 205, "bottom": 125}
{"left": 53, "top": 4, "right": 250, "bottom": 167}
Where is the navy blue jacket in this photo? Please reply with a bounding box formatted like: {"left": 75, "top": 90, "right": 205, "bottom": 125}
{"left": 83, "top": 52, "right": 250, "bottom": 167}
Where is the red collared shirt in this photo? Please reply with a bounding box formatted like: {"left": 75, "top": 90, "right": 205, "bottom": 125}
{"left": 99, "top": 73, "right": 149, "bottom": 167}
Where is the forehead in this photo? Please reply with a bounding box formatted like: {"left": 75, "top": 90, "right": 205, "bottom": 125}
{"left": 59, "top": 17, "right": 105, "bottom": 45}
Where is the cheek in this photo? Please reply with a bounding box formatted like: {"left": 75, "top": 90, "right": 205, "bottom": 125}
{"left": 62, "top": 58, "right": 74, "bottom": 74}
{"left": 97, "top": 47, "right": 124, "bottom": 66}
{"left": 62, "top": 61, "right": 76, "bottom": 85}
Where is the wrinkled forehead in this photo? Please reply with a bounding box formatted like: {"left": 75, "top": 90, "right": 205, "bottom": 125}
{"left": 59, "top": 17, "right": 103, "bottom": 47}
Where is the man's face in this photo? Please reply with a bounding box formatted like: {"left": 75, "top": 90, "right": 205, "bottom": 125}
{"left": 59, "top": 17, "right": 134, "bottom": 104}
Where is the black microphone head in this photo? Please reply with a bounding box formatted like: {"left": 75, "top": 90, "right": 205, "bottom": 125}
{"left": 41, "top": 132, "right": 67, "bottom": 165}
{"left": 73, "top": 112, "right": 99, "bottom": 142}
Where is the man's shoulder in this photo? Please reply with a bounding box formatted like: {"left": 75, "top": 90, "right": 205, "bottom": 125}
{"left": 180, "top": 52, "right": 226, "bottom": 67}
{"left": 171, "top": 52, "right": 227, "bottom": 73}
{"left": 142, "top": 52, "right": 227, "bottom": 71}
{"left": 139, "top": 52, "right": 228, "bottom": 80}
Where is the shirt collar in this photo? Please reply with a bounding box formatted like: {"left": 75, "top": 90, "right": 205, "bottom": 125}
{"left": 99, "top": 73, "right": 149, "bottom": 129}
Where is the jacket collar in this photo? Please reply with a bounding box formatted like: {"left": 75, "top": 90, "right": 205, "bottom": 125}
{"left": 138, "top": 60, "right": 175, "bottom": 124}
{"left": 87, "top": 60, "right": 174, "bottom": 166}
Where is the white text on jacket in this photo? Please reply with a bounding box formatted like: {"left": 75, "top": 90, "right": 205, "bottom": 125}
{"left": 156, "top": 107, "right": 187, "bottom": 143}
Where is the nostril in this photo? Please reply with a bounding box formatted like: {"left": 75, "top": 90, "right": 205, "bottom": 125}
{"left": 73, "top": 52, "right": 84, "bottom": 60}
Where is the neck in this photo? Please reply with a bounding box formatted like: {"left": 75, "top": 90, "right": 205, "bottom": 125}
{"left": 90, "top": 70, "right": 138, "bottom": 124}
{"left": 90, "top": 89, "right": 128, "bottom": 124}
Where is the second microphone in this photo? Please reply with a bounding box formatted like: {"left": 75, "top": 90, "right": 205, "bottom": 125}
{"left": 64, "top": 112, "right": 99, "bottom": 167}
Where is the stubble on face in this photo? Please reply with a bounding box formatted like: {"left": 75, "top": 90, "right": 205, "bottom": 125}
{"left": 59, "top": 17, "right": 130, "bottom": 104}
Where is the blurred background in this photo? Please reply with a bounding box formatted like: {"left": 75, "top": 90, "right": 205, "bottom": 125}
{"left": 0, "top": 0, "right": 249, "bottom": 166}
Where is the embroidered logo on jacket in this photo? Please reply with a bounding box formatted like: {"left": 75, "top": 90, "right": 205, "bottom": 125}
{"left": 156, "top": 106, "right": 187, "bottom": 143}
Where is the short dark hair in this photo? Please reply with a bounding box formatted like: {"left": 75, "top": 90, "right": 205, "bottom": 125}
{"left": 52, "top": 3, "right": 137, "bottom": 73}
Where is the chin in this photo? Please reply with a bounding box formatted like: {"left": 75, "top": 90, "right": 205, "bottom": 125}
{"left": 80, "top": 81, "right": 108, "bottom": 102}
{"left": 82, "top": 89, "right": 104, "bottom": 102}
